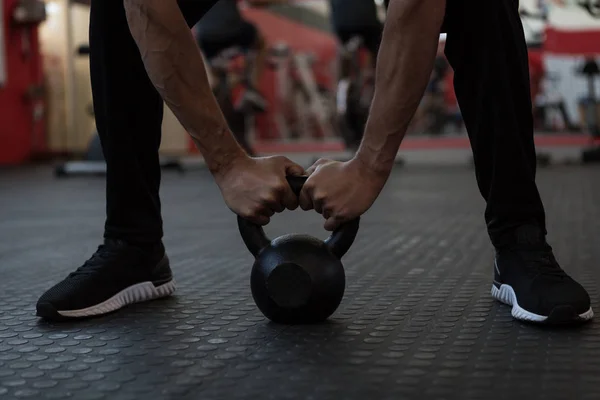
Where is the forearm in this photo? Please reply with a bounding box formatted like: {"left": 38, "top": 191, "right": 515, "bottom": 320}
{"left": 246, "top": 0, "right": 286, "bottom": 6}
{"left": 124, "top": 0, "right": 246, "bottom": 175}
{"left": 356, "top": 0, "right": 446, "bottom": 175}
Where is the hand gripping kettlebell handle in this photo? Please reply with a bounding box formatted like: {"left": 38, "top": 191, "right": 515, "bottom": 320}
{"left": 286, "top": 175, "right": 306, "bottom": 198}
{"left": 237, "top": 175, "right": 360, "bottom": 259}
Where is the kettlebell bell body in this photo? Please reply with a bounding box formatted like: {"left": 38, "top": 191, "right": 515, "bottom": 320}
{"left": 250, "top": 233, "right": 346, "bottom": 324}
{"left": 238, "top": 176, "right": 360, "bottom": 324}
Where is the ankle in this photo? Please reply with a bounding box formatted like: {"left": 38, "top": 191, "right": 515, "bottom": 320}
{"left": 491, "top": 224, "right": 548, "bottom": 250}
{"left": 104, "top": 237, "right": 164, "bottom": 253}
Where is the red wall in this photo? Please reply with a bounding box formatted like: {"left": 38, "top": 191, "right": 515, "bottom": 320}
{"left": 0, "top": 0, "right": 45, "bottom": 165}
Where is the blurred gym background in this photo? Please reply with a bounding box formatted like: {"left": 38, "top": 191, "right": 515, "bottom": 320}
{"left": 0, "top": 0, "right": 599, "bottom": 169}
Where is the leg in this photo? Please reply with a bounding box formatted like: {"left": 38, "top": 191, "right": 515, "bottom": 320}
{"left": 36, "top": 0, "right": 218, "bottom": 321}
{"left": 444, "top": 0, "right": 545, "bottom": 247}
{"left": 90, "top": 0, "right": 164, "bottom": 243}
{"left": 361, "top": 24, "right": 383, "bottom": 69}
{"left": 444, "top": 0, "right": 592, "bottom": 324}
{"left": 91, "top": 0, "right": 215, "bottom": 244}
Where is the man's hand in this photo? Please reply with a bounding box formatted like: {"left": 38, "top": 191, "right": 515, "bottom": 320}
{"left": 215, "top": 156, "right": 305, "bottom": 225}
{"left": 299, "top": 158, "right": 389, "bottom": 231}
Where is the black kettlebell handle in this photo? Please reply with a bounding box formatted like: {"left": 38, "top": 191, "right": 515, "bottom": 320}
{"left": 237, "top": 176, "right": 360, "bottom": 259}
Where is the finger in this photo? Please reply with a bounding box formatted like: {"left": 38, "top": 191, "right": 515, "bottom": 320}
{"left": 271, "top": 200, "right": 286, "bottom": 213}
{"left": 245, "top": 210, "right": 270, "bottom": 226}
{"left": 305, "top": 158, "right": 330, "bottom": 175}
{"left": 274, "top": 173, "right": 300, "bottom": 211}
{"left": 260, "top": 199, "right": 279, "bottom": 216}
{"left": 313, "top": 158, "right": 331, "bottom": 166}
{"left": 322, "top": 207, "right": 332, "bottom": 220}
{"left": 299, "top": 183, "right": 314, "bottom": 211}
{"left": 305, "top": 164, "right": 318, "bottom": 176}
{"left": 254, "top": 215, "right": 270, "bottom": 226}
{"left": 282, "top": 158, "right": 305, "bottom": 177}
{"left": 313, "top": 195, "right": 324, "bottom": 215}
{"left": 324, "top": 216, "right": 344, "bottom": 232}
{"left": 267, "top": 183, "right": 287, "bottom": 212}
{"left": 281, "top": 184, "right": 299, "bottom": 211}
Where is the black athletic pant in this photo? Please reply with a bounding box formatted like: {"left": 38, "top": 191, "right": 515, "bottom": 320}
{"left": 443, "top": 0, "right": 546, "bottom": 246}
{"left": 90, "top": 0, "right": 217, "bottom": 243}
{"left": 90, "top": 0, "right": 545, "bottom": 248}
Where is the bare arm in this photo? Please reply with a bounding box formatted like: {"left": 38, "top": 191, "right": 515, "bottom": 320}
{"left": 123, "top": 0, "right": 246, "bottom": 176}
{"left": 355, "top": 0, "right": 447, "bottom": 176}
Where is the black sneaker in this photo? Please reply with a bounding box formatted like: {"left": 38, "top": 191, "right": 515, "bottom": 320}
{"left": 491, "top": 226, "right": 593, "bottom": 324}
{"left": 36, "top": 239, "right": 175, "bottom": 321}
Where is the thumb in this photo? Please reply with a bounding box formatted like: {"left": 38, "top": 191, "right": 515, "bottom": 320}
{"left": 324, "top": 216, "right": 342, "bottom": 232}
{"left": 284, "top": 160, "right": 305, "bottom": 176}
{"left": 305, "top": 164, "right": 318, "bottom": 176}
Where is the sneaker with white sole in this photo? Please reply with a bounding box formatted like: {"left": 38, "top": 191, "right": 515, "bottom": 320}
{"left": 36, "top": 239, "right": 175, "bottom": 321}
{"left": 491, "top": 225, "right": 593, "bottom": 324}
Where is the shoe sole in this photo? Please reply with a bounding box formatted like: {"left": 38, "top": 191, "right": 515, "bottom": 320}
{"left": 37, "top": 280, "right": 176, "bottom": 321}
{"left": 491, "top": 284, "right": 594, "bottom": 324}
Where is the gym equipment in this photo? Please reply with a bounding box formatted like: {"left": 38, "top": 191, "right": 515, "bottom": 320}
{"left": 337, "top": 36, "right": 372, "bottom": 152}
{"left": 580, "top": 59, "right": 600, "bottom": 164}
{"left": 209, "top": 46, "right": 257, "bottom": 156}
{"left": 269, "top": 43, "right": 338, "bottom": 141}
{"left": 54, "top": 131, "right": 184, "bottom": 177}
{"left": 238, "top": 175, "right": 360, "bottom": 324}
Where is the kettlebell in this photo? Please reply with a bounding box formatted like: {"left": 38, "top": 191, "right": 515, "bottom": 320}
{"left": 237, "top": 175, "right": 360, "bottom": 324}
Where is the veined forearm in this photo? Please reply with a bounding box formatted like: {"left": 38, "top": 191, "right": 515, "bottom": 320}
{"left": 124, "top": 0, "right": 246, "bottom": 174}
{"left": 356, "top": 0, "right": 446, "bottom": 175}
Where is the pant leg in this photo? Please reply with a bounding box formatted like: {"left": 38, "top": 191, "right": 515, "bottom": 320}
{"left": 443, "top": 0, "right": 546, "bottom": 247}
{"left": 362, "top": 24, "right": 383, "bottom": 63}
{"left": 89, "top": 0, "right": 217, "bottom": 244}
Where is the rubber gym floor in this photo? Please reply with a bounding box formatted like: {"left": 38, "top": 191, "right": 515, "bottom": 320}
{"left": 1, "top": 164, "right": 600, "bottom": 400}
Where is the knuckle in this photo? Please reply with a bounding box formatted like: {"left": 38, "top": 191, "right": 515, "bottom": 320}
{"left": 243, "top": 209, "right": 257, "bottom": 220}
{"left": 274, "top": 181, "right": 288, "bottom": 193}
{"left": 261, "top": 192, "right": 277, "bottom": 204}
{"left": 313, "top": 192, "right": 326, "bottom": 202}
{"left": 332, "top": 208, "right": 345, "bottom": 218}
{"left": 335, "top": 212, "right": 348, "bottom": 222}
{"left": 299, "top": 199, "right": 311, "bottom": 210}
{"left": 253, "top": 202, "right": 266, "bottom": 213}
{"left": 286, "top": 196, "right": 299, "bottom": 205}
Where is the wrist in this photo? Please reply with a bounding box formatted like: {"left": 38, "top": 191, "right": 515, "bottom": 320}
{"left": 208, "top": 146, "right": 249, "bottom": 180}
{"left": 188, "top": 128, "right": 249, "bottom": 178}
{"left": 353, "top": 148, "right": 394, "bottom": 180}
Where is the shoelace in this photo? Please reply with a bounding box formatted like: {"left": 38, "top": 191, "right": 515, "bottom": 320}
{"left": 518, "top": 248, "right": 567, "bottom": 280}
{"left": 67, "top": 242, "right": 125, "bottom": 278}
